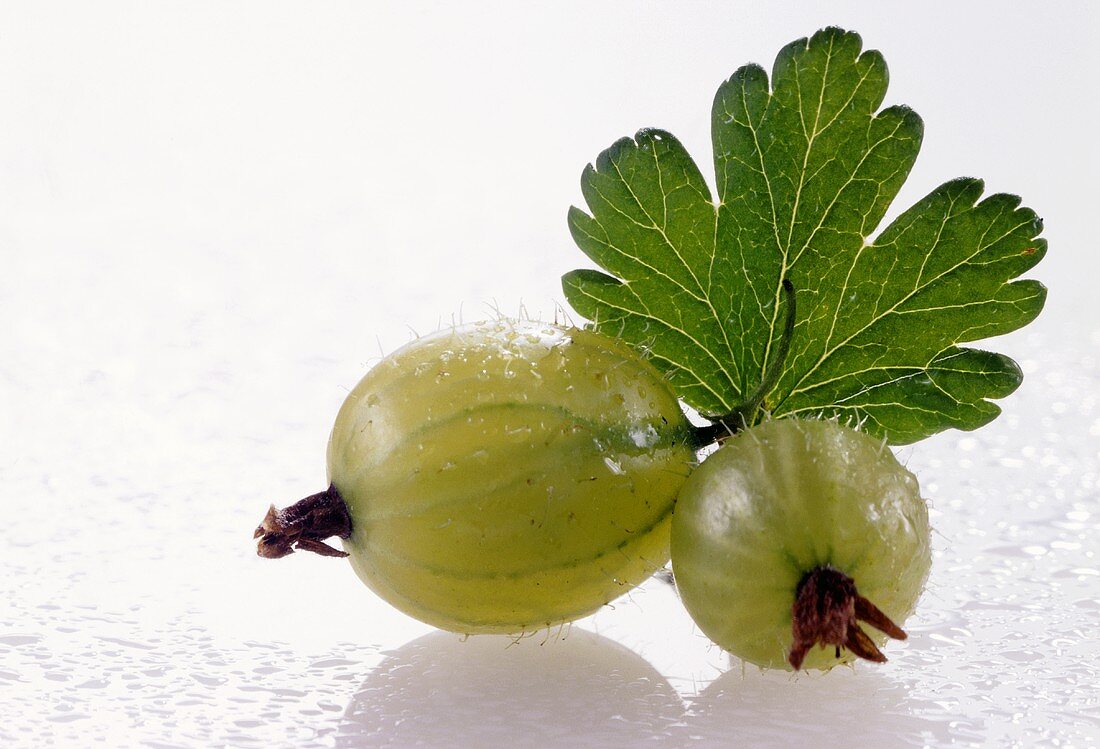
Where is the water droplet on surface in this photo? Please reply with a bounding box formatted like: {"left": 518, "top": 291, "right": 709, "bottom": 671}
{"left": 603, "top": 457, "right": 625, "bottom": 476}
{"left": 504, "top": 425, "right": 532, "bottom": 440}
{"left": 629, "top": 426, "right": 659, "bottom": 449}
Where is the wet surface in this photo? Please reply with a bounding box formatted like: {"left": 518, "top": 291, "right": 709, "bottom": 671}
{"left": 3, "top": 302, "right": 1097, "bottom": 746}
{"left": 2, "top": 5, "right": 1096, "bottom": 742}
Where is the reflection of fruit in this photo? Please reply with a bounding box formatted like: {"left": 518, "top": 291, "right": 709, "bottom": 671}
{"left": 328, "top": 320, "right": 694, "bottom": 634}
{"left": 671, "top": 418, "right": 931, "bottom": 670}
{"left": 337, "top": 629, "right": 683, "bottom": 746}
{"left": 687, "top": 661, "right": 937, "bottom": 744}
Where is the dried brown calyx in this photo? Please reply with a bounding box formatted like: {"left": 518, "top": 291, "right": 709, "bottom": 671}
{"left": 253, "top": 484, "right": 352, "bottom": 559}
{"left": 788, "top": 565, "right": 908, "bottom": 670}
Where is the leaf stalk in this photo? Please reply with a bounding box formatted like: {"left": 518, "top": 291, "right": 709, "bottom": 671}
{"left": 691, "top": 279, "right": 796, "bottom": 447}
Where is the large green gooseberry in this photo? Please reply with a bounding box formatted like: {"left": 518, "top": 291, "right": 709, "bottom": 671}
{"left": 324, "top": 319, "right": 695, "bottom": 634}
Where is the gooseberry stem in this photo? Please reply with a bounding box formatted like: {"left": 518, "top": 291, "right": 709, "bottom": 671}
{"left": 691, "top": 278, "right": 796, "bottom": 448}
{"left": 787, "top": 565, "right": 908, "bottom": 671}
{"left": 254, "top": 484, "right": 352, "bottom": 559}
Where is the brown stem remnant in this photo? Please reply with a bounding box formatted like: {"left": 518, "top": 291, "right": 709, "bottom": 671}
{"left": 787, "top": 565, "right": 908, "bottom": 670}
{"left": 254, "top": 484, "right": 352, "bottom": 559}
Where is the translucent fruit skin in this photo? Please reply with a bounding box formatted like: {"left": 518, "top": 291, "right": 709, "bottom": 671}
{"left": 670, "top": 418, "right": 931, "bottom": 671}
{"left": 327, "top": 320, "right": 695, "bottom": 634}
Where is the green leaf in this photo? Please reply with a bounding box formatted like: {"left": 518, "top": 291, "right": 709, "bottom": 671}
{"left": 562, "top": 27, "right": 1045, "bottom": 444}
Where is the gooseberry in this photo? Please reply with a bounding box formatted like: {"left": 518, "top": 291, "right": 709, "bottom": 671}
{"left": 256, "top": 319, "right": 695, "bottom": 634}
{"left": 670, "top": 418, "right": 931, "bottom": 670}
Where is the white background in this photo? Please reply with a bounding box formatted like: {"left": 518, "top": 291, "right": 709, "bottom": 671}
{"left": 2, "top": 2, "right": 1098, "bottom": 747}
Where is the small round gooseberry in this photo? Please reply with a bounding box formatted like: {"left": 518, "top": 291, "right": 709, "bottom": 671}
{"left": 670, "top": 418, "right": 931, "bottom": 670}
